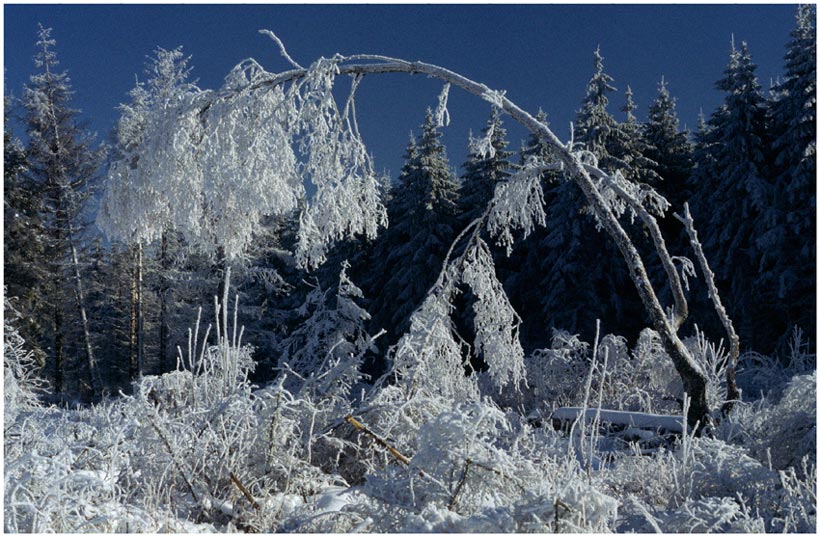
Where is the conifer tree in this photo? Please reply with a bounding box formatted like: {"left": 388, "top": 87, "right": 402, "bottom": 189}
{"left": 4, "top": 93, "right": 47, "bottom": 366}
{"left": 369, "top": 110, "right": 461, "bottom": 349}
{"left": 690, "top": 40, "right": 770, "bottom": 350}
{"left": 760, "top": 5, "right": 816, "bottom": 349}
{"left": 611, "top": 86, "right": 661, "bottom": 186}
{"left": 535, "top": 50, "right": 646, "bottom": 342}
{"left": 459, "top": 107, "right": 513, "bottom": 224}
{"left": 575, "top": 47, "right": 619, "bottom": 167}
{"left": 280, "top": 261, "right": 374, "bottom": 397}
{"left": 644, "top": 78, "right": 694, "bottom": 208}
{"left": 22, "top": 26, "right": 103, "bottom": 396}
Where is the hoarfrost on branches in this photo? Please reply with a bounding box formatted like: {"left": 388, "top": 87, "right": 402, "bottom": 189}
{"left": 469, "top": 119, "right": 496, "bottom": 159}
{"left": 101, "top": 48, "right": 386, "bottom": 268}
{"left": 434, "top": 82, "right": 451, "bottom": 127}
{"left": 389, "top": 278, "right": 479, "bottom": 402}
{"left": 486, "top": 163, "right": 547, "bottom": 255}
{"left": 460, "top": 239, "right": 526, "bottom": 391}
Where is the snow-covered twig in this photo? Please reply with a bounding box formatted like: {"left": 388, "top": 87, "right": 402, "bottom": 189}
{"left": 258, "top": 29, "right": 304, "bottom": 70}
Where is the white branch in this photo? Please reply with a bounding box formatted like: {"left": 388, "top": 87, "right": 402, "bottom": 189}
{"left": 675, "top": 203, "right": 741, "bottom": 410}
{"left": 259, "top": 29, "right": 304, "bottom": 70}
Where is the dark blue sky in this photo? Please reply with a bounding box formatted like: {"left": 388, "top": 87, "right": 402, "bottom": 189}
{"left": 5, "top": 4, "right": 797, "bottom": 179}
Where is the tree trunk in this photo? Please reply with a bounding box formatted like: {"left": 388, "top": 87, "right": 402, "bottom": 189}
{"left": 129, "top": 243, "right": 145, "bottom": 381}
{"left": 554, "top": 155, "right": 710, "bottom": 429}
{"left": 54, "top": 306, "right": 63, "bottom": 394}
{"left": 129, "top": 246, "right": 138, "bottom": 381}
{"left": 68, "top": 235, "right": 99, "bottom": 397}
{"left": 159, "top": 230, "right": 170, "bottom": 373}
{"left": 136, "top": 242, "right": 144, "bottom": 378}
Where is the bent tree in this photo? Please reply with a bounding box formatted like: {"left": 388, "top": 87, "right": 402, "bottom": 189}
{"left": 100, "top": 31, "right": 739, "bottom": 428}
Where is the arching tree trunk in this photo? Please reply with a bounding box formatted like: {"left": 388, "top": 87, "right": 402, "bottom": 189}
{"left": 187, "top": 45, "right": 725, "bottom": 427}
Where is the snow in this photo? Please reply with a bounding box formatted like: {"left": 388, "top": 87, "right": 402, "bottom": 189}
{"left": 552, "top": 407, "right": 684, "bottom": 433}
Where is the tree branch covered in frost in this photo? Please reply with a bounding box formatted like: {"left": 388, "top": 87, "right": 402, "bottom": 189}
{"left": 676, "top": 202, "right": 741, "bottom": 410}
{"left": 434, "top": 83, "right": 451, "bottom": 127}
{"left": 485, "top": 162, "right": 548, "bottom": 255}
{"left": 100, "top": 47, "right": 386, "bottom": 267}
{"left": 460, "top": 238, "right": 526, "bottom": 391}
{"left": 388, "top": 277, "right": 479, "bottom": 402}
{"left": 583, "top": 163, "right": 690, "bottom": 329}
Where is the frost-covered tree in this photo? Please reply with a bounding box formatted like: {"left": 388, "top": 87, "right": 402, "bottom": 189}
{"left": 280, "top": 261, "right": 375, "bottom": 399}
{"left": 575, "top": 47, "right": 619, "bottom": 166}
{"left": 23, "top": 25, "right": 103, "bottom": 396}
{"left": 4, "top": 92, "right": 47, "bottom": 367}
{"left": 690, "top": 39, "right": 770, "bottom": 351}
{"left": 612, "top": 85, "right": 660, "bottom": 186}
{"left": 761, "top": 4, "right": 816, "bottom": 350}
{"left": 534, "top": 54, "right": 646, "bottom": 343}
{"left": 121, "top": 31, "right": 729, "bottom": 426}
{"left": 644, "top": 78, "right": 694, "bottom": 209}
{"left": 99, "top": 47, "right": 201, "bottom": 373}
{"left": 368, "top": 110, "right": 461, "bottom": 349}
{"left": 459, "top": 107, "right": 513, "bottom": 223}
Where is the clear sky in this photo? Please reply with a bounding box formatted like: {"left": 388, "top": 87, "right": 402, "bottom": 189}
{"left": 4, "top": 3, "right": 798, "bottom": 180}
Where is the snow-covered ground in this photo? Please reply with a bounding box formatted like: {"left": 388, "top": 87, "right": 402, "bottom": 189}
{"left": 4, "top": 312, "right": 816, "bottom": 532}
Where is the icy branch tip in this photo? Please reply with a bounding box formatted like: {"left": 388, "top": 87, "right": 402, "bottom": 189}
{"left": 259, "top": 29, "right": 304, "bottom": 70}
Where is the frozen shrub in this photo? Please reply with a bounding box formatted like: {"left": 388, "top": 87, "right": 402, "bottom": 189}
{"left": 716, "top": 371, "right": 815, "bottom": 475}
{"left": 314, "top": 399, "right": 618, "bottom": 533}
{"left": 522, "top": 329, "right": 589, "bottom": 411}
{"left": 3, "top": 296, "right": 45, "bottom": 421}
{"left": 737, "top": 327, "right": 816, "bottom": 401}
{"left": 769, "top": 456, "right": 817, "bottom": 533}
{"left": 684, "top": 328, "right": 729, "bottom": 409}
{"left": 631, "top": 496, "right": 763, "bottom": 533}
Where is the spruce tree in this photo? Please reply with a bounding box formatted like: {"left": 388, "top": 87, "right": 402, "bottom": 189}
{"left": 528, "top": 50, "right": 645, "bottom": 344}
{"left": 611, "top": 86, "right": 661, "bottom": 186}
{"left": 22, "top": 26, "right": 103, "bottom": 397}
{"left": 536, "top": 51, "right": 646, "bottom": 343}
{"left": 575, "top": 47, "right": 619, "bottom": 168}
{"left": 690, "top": 40, "right": 770, "bottom": 350}
{"left": 459, "top": 107, "right": 513, "bottom": 224}
{"left": 761, "top": 5, "right": 816, "bottom": 349}
{"left": 4, "top": 93, "right": 48, "bottom": 367}
{"left": 644, "top": 78, "right": 694, "bottom": 208}
{"left": 368, "top": 110, "right": 461, "bottom": 350}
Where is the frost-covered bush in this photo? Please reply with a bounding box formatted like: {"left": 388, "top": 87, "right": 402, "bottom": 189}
{"left": 684, "top": 328, "right": 730, "bottom": 410}
{"left": 736, "top": 326, "right": 816, "bottom": 401}
{"left": 3, "top": 296, "right": 45, "bottom": 422}
{"left": 3, "top": 403, "right": 193, "bottom": 533}
{"left": 520, "top": 327, "right": 685, "bottom": 416}
{"left": 521, "top": 329, "right": 589, "bottom": 411}
{"left": 716, "top": 371, "right": 816, "bottom": 475}
{"left": 281, "top": 400, "right": 619, "bottom": 533}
